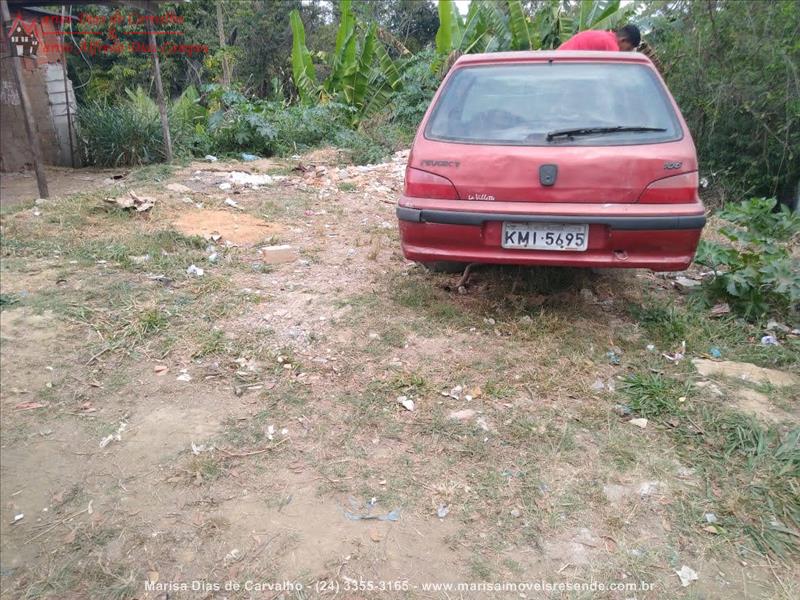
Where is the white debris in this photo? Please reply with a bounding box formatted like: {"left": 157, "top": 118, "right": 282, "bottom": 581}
{"left": 204, "top": 155, "right": 218, "bottom": 162}
{"left": 397, "top": 396, "right": 415, "bottom": 411}
{"left": 227, "top": 171, "right": 273, "bottom": 187}
{"left": 99, "top": 421, "right": 128, "bottom": 448}
{"left": 629, "top": 418, "right": 649, "bottom": 429}
{"left": 186, "top": 264, "right": 204, "bottom": 277}
{"left": 675, "top": 565, "right": 699, "bottom": 587}
{"left": 191, "top": 442, "right": 213, "bottom": 455}
{"left": 11, "top": 514, "right": 24, "bottom": 524}
{"left": 176, "top": 369, "right": 192, "bottom": 382}
{"left": 219, "top": 182, "right": 232, "bottom": 190}
{"left": 224, "top": 198, "right": 240, "bottom": 209}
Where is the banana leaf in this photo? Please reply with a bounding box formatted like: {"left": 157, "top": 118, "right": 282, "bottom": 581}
{"left": 289, "top": 10, "right": 318, "bottom": 103}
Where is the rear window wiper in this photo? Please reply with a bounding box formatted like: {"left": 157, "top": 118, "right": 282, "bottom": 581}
{"left": 546, "top": 126, "right": 667, "bottom": 142}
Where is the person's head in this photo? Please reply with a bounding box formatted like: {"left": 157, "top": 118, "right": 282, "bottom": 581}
{"left": 615, "top": 24, "right": 641, "bottom": 51}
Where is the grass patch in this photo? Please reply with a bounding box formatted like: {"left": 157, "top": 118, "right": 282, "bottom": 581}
{"left": 621, "top": 372, "right": 688, "bottom": 418}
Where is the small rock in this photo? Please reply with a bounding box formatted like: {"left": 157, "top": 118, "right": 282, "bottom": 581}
{"left": 166, "top": 183, "right": 192, "bottom": 194}
{"left": 448, "top": 409, "right": 477, "bottom": 421}
{"left": 674, "top": 277, "right": 701, "bottom": 292}
{"left": 629, "top": 418, "right": 648, "bottom": 429}
{"left": 260, "top": 245, "right": 299, "bottom": 265}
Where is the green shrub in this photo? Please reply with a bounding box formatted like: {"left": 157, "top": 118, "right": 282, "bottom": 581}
{"left": 79, "top": 97, "right": 164, "bottom": 167}
{"left": 695, "top": 198, "right": 800, "bottom": 321}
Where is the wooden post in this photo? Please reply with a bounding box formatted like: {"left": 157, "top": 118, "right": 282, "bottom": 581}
{"left": 145, "top": 1, "right": 172, "bottom": 163}
{"left": 1, "top": 0, "right": 49, "bottom": 197}
{"left": 216, "top": 0, "right": 231, "bottom": 85}
{"left": 60, "top": 5, "right": 75, "bottom": 168}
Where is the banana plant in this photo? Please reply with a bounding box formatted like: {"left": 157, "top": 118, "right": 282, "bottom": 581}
{"left": 288, "top": 1, "right": 402, "bottom": 123}
{"left": 434, "top": 0, "right": 636, "bottom": 62}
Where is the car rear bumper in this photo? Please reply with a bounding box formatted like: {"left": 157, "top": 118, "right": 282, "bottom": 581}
{"left": 396, "top": 198, "right": 706, "bottom": 271}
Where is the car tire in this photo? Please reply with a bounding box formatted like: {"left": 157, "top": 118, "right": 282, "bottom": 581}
{"left": 421, "top": 261, "right": 468, "bottom": 274}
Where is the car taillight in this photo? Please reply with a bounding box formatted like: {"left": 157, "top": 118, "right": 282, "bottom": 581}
{"left": 639, "top": 172, "right": 700, "bottom": 203}
{"left": 404, "top": 167, "right": 459, "bottom": 200}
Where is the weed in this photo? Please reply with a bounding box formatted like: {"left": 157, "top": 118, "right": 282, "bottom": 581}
{"left": 621, "top": 373, "right": 688, "bottom": 419}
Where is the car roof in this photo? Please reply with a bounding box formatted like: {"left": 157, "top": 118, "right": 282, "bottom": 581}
{"left": 454, "top": 51, "right": 654, "bottom": 66}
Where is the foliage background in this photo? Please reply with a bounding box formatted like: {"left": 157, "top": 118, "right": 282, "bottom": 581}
{"left": 68, "top": 0, "right": 799, "bottom": 205}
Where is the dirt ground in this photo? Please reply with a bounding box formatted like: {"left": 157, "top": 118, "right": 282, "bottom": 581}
{"left": 1, "top": 152, "right": 798, "bottom": 599}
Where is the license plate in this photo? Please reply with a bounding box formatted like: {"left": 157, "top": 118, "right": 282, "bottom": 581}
{"left": 502, "top": 222, "right": 589, "bottom": 251}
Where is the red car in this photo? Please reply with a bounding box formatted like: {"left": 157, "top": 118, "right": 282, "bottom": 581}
{"left": 397, "top": 51, "right": 705, "bottom": 272}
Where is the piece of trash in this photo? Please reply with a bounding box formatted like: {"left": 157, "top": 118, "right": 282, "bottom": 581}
{"left": 207, "top": 252, "right": 219, "bottom": 263}
{"left": 224, "top": 198, "right": 240, "bottom": 209}
{"left": 219, "top": 182, "right": 232, "bottom": 190}
{"left": 709, "top": 303, "right": 731, "bottom": 318}
{"left": 606, "top": 351, "right": 621, "bottom": 366}
{"left": 186, "top": 264, "right": 204, "bottom": 277}
{"left": 204, "top": 155, "right": 218, "bottom": 162}
{"left": 709, "top": 347, "right": 722, "bottom": 359}
{"left": 437, "top": 504, "right": 449, "bottom": 519}
{"left": 646, "top": 344, "right": 656, "bottom": 352}
{"left": 176, "top": 369, "right": 192, "bottom": 382}
{"left": 344, "top": 509, "right": 401, "bottom": 522}
{"left": 590, "top": 379, "right": 605, "bottom": 392}
{"left": 675, "top": 565, "right": 699, "bottom": 587}
{"left": 662, "top": 340, "right": 686, "bottom": 362}
{"left": 191, "top": 442, "right": 213, "bottom": 455}
{"left": 11, "top": 514, "right": 24, "bottom": 525}
{"left": 629, "top": 418, "right": 649, "bottom": 429}
{"left": 99, "top": 421, "right": 128, "bottom": 448}
{"left": 266, "top": 424, "right": 275, "bottom": 441}
{"left": 397, "top": 396, "right": 415, "bottom": 411}
{"left": 225, "top": 548, "right": 241, "bottom": 563}
{"left": 14, "top": 401, "right": 45, "bottom": 411}
{"left": 510, "top": 508, "right": 521, "bottom": 518}
{"left": 105, "top": 190, "right": 154, "bottom": 212}
{"left": 761, "top": 335, "right": 779, "bottom": 346}
{"left": 241, "top": 153, "right": 258, "bottom": 161}
{"left": 704, "top": 512, "right": 717, "bottom": 523}
{"left": 154, "top": 365, "right": 168, "bottom": 375}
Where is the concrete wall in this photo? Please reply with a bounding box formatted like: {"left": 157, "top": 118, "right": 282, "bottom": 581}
{"left": 1, "top": 12, "right": 79, "bottom": 171}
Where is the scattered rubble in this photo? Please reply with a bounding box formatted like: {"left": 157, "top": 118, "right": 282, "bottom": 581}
{"left": 106, "top": 190, "right": 154, "bottom": 212}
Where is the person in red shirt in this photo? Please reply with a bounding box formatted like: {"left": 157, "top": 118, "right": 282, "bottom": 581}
{"left": 558, "top": 24, "right": 641, "bottom": 51}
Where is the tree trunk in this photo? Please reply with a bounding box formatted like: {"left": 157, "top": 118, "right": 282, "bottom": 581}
{"left": 146, "top": 2, "right": 173, "bottom": 163}
{"left": 216, "top": 1, "right": 231, "bottom": 85}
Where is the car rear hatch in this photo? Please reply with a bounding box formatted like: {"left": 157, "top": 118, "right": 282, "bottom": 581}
{"left": 413, "top": 58, "right": 695, "bottom": 204}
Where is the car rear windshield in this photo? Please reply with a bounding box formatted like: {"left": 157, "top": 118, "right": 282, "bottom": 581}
{"left": 425, "top": 62, "right": 683, "bottom": 146}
